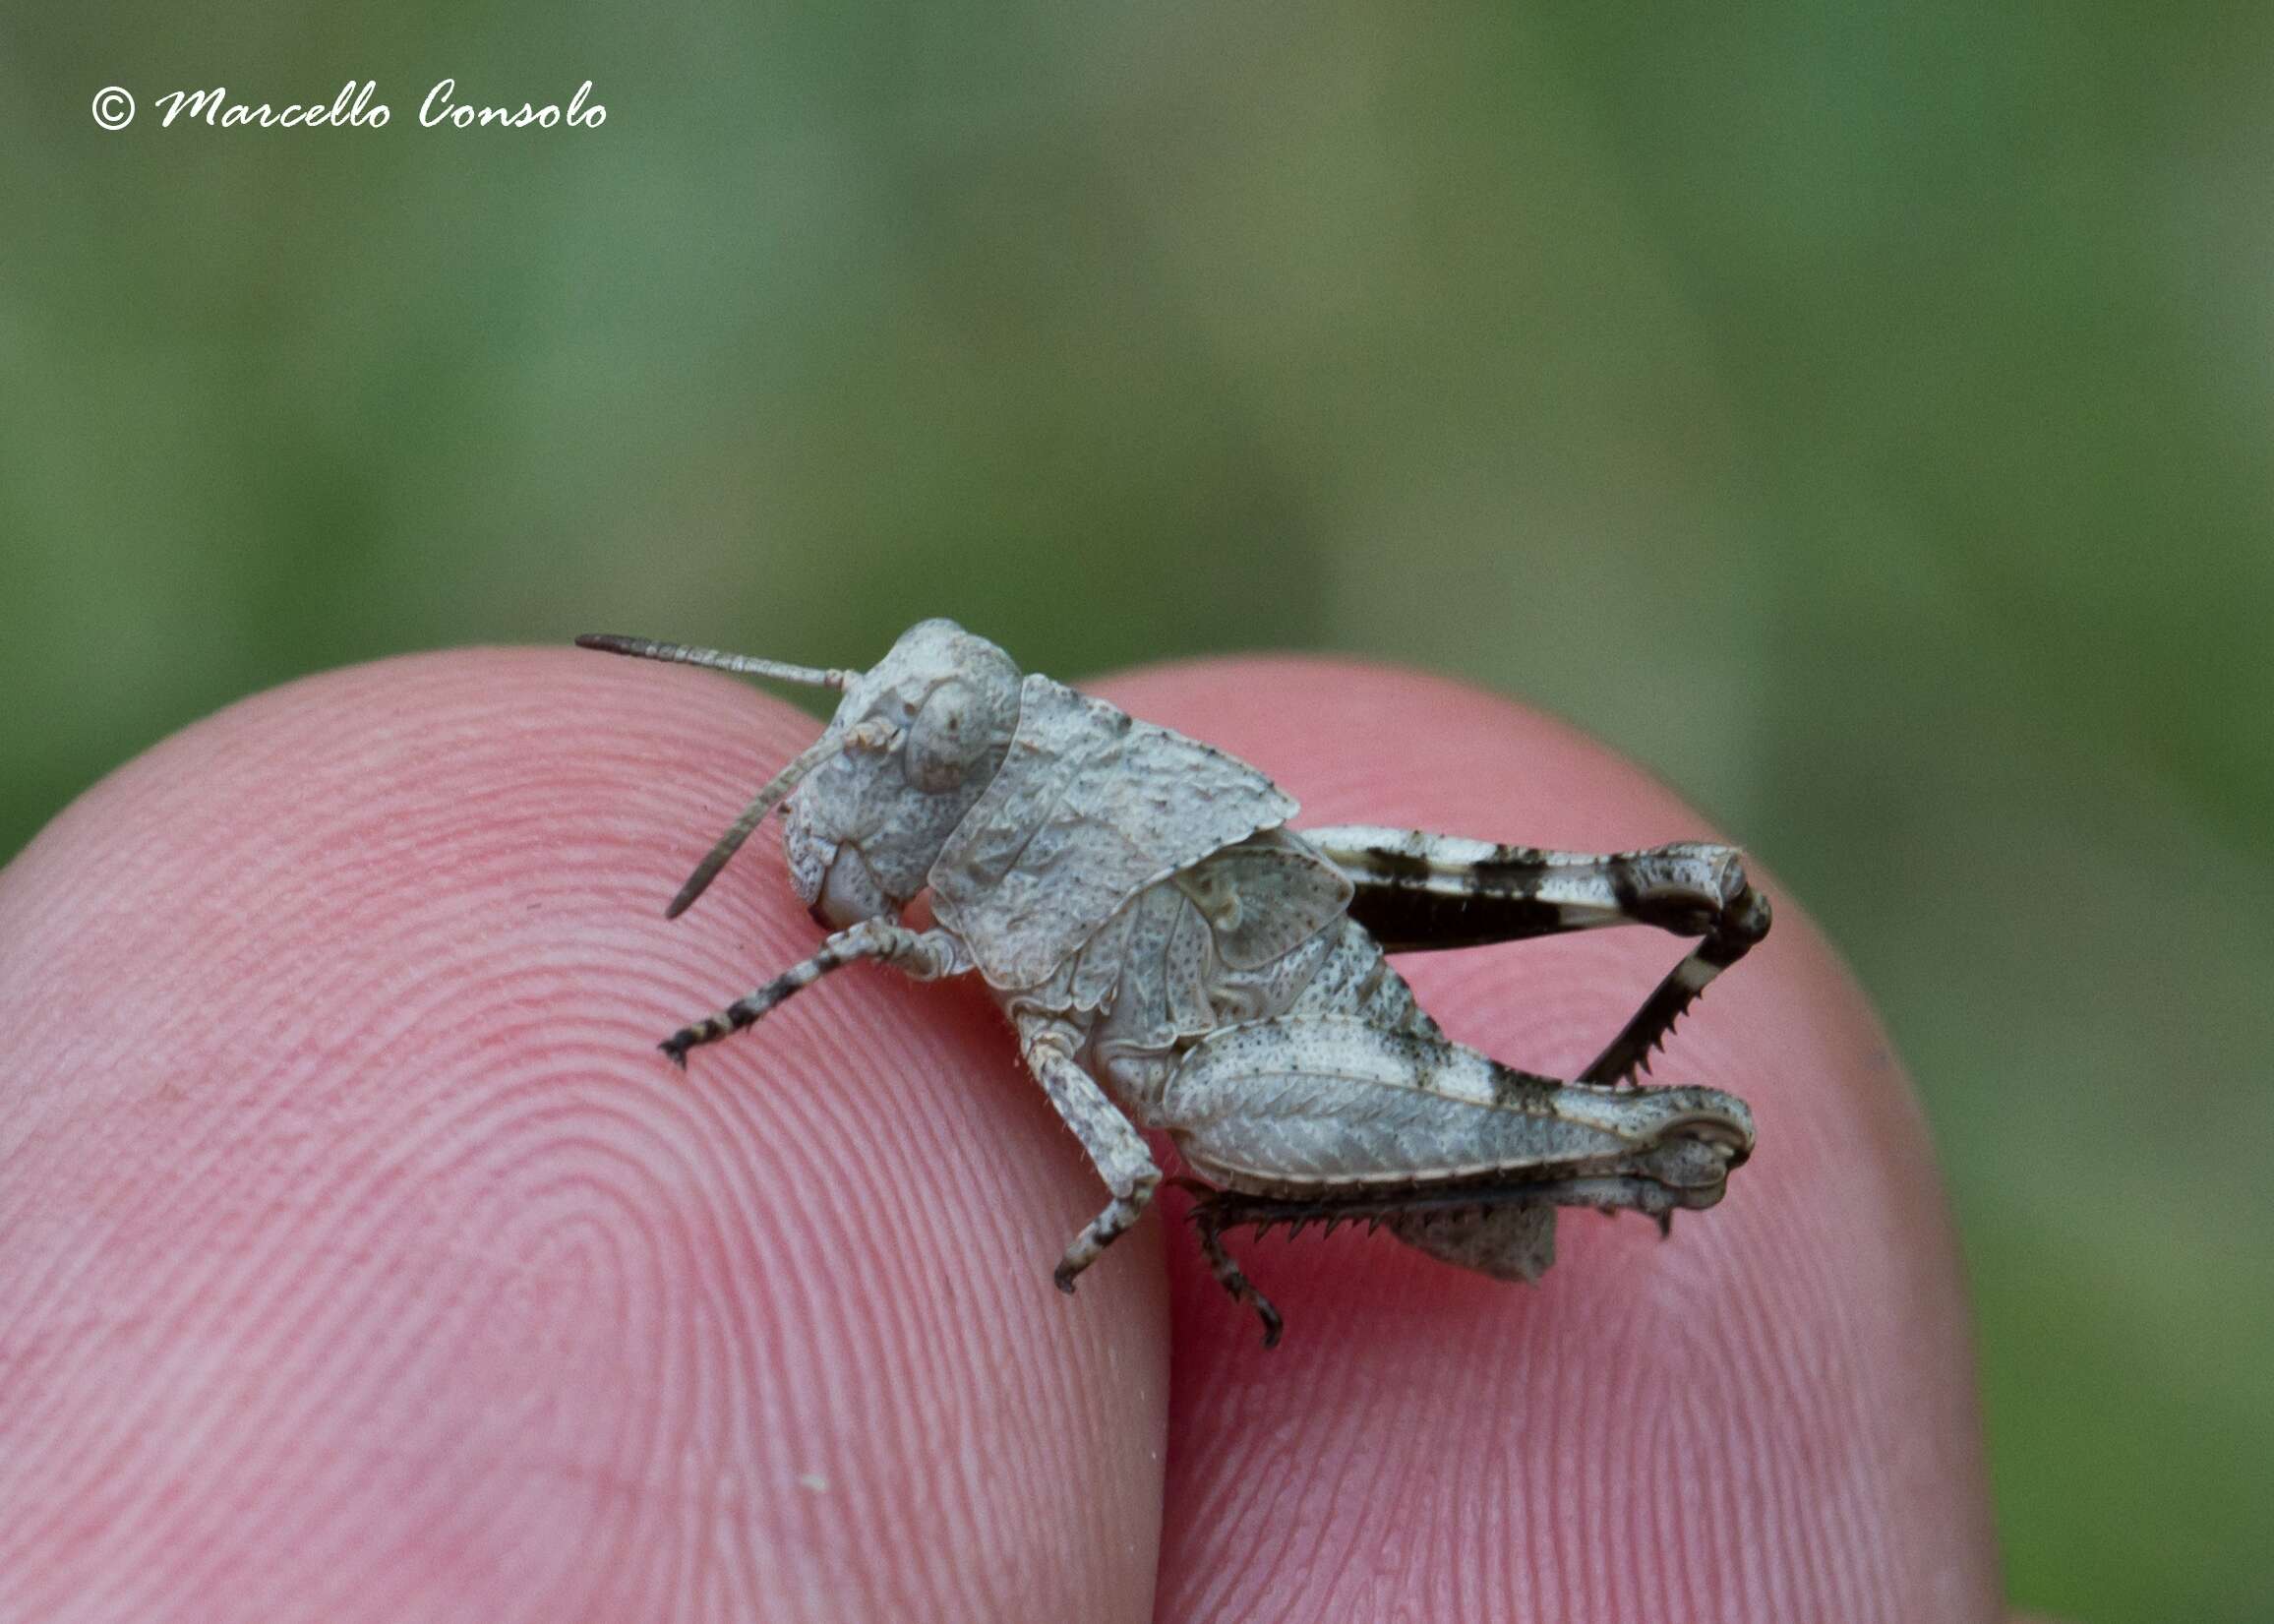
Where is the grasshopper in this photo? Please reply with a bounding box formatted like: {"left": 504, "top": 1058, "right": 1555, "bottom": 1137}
{"left": 579, "top": 621, "right": 1765, "bottom": 1345}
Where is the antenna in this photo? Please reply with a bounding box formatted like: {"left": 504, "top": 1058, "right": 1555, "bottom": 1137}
{"left": 576, "top": 633, "right": 854, "bottom": 692}
{"left": 664, "top": 730, "right": 852, "bottom": 918}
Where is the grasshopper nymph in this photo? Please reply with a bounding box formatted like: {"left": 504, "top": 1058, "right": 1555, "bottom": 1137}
{"left": 579, "top": 622, "right": 1765, "bottom": 1345}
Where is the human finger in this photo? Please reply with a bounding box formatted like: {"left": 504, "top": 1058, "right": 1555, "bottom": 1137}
{"left": 1094, "top": 659, "right": 2000, "bottom": 1624}
{"left": 0, "top": 649, "right": 1169, "bottom": 1623}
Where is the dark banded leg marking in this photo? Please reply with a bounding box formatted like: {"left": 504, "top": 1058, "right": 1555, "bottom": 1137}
{"left": 1304, "top": 826, "right": 1771, "bottom": 1086}
{"left": 661, "top": 920, "right": 962, "bottom": 1067}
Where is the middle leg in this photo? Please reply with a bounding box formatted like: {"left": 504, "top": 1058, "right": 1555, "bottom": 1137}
{"left": 1015, "top": 1017, "right": 1163, "bottom": 1293}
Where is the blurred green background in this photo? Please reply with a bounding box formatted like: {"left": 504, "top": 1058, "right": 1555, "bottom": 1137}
{"left": 5, "top": 5, "right": 2269, "bottom": 1617}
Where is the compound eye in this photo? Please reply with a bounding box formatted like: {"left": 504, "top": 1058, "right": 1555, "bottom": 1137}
{"left": 904, "top": 679, "right": 987, "bottom": 792}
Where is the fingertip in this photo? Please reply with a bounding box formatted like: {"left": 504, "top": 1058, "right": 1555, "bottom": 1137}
{"left": 1096, "top": 657, "right": 2000, "bottom": 1624}
{"left": 0, "top": 648, "right": 1167, "bottom": 1623}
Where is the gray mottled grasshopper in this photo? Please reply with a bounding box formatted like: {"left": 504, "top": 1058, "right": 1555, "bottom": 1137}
{"left": 579, "top": 620, "right": 1765, "bottom": 1345}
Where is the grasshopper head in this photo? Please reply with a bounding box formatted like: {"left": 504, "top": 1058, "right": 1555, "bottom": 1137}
{"left": 578, "top": 619, "right": 1022, "bottom": 924}
{"left": 786, "top": 619, "right": 1022, "bottom": 927}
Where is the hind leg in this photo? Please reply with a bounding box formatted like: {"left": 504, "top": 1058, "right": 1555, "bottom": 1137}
{"left": 1303, "top": 827, "right": 1772, "bottom": 1084}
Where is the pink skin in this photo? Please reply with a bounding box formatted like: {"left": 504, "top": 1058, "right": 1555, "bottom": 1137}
{"left": 0, "top": 651, "right": 2005, "bottom": 1622}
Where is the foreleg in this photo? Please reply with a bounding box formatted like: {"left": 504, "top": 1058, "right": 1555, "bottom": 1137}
{"left": 661, "top": 920, "right": 965, "bottom": 1066}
